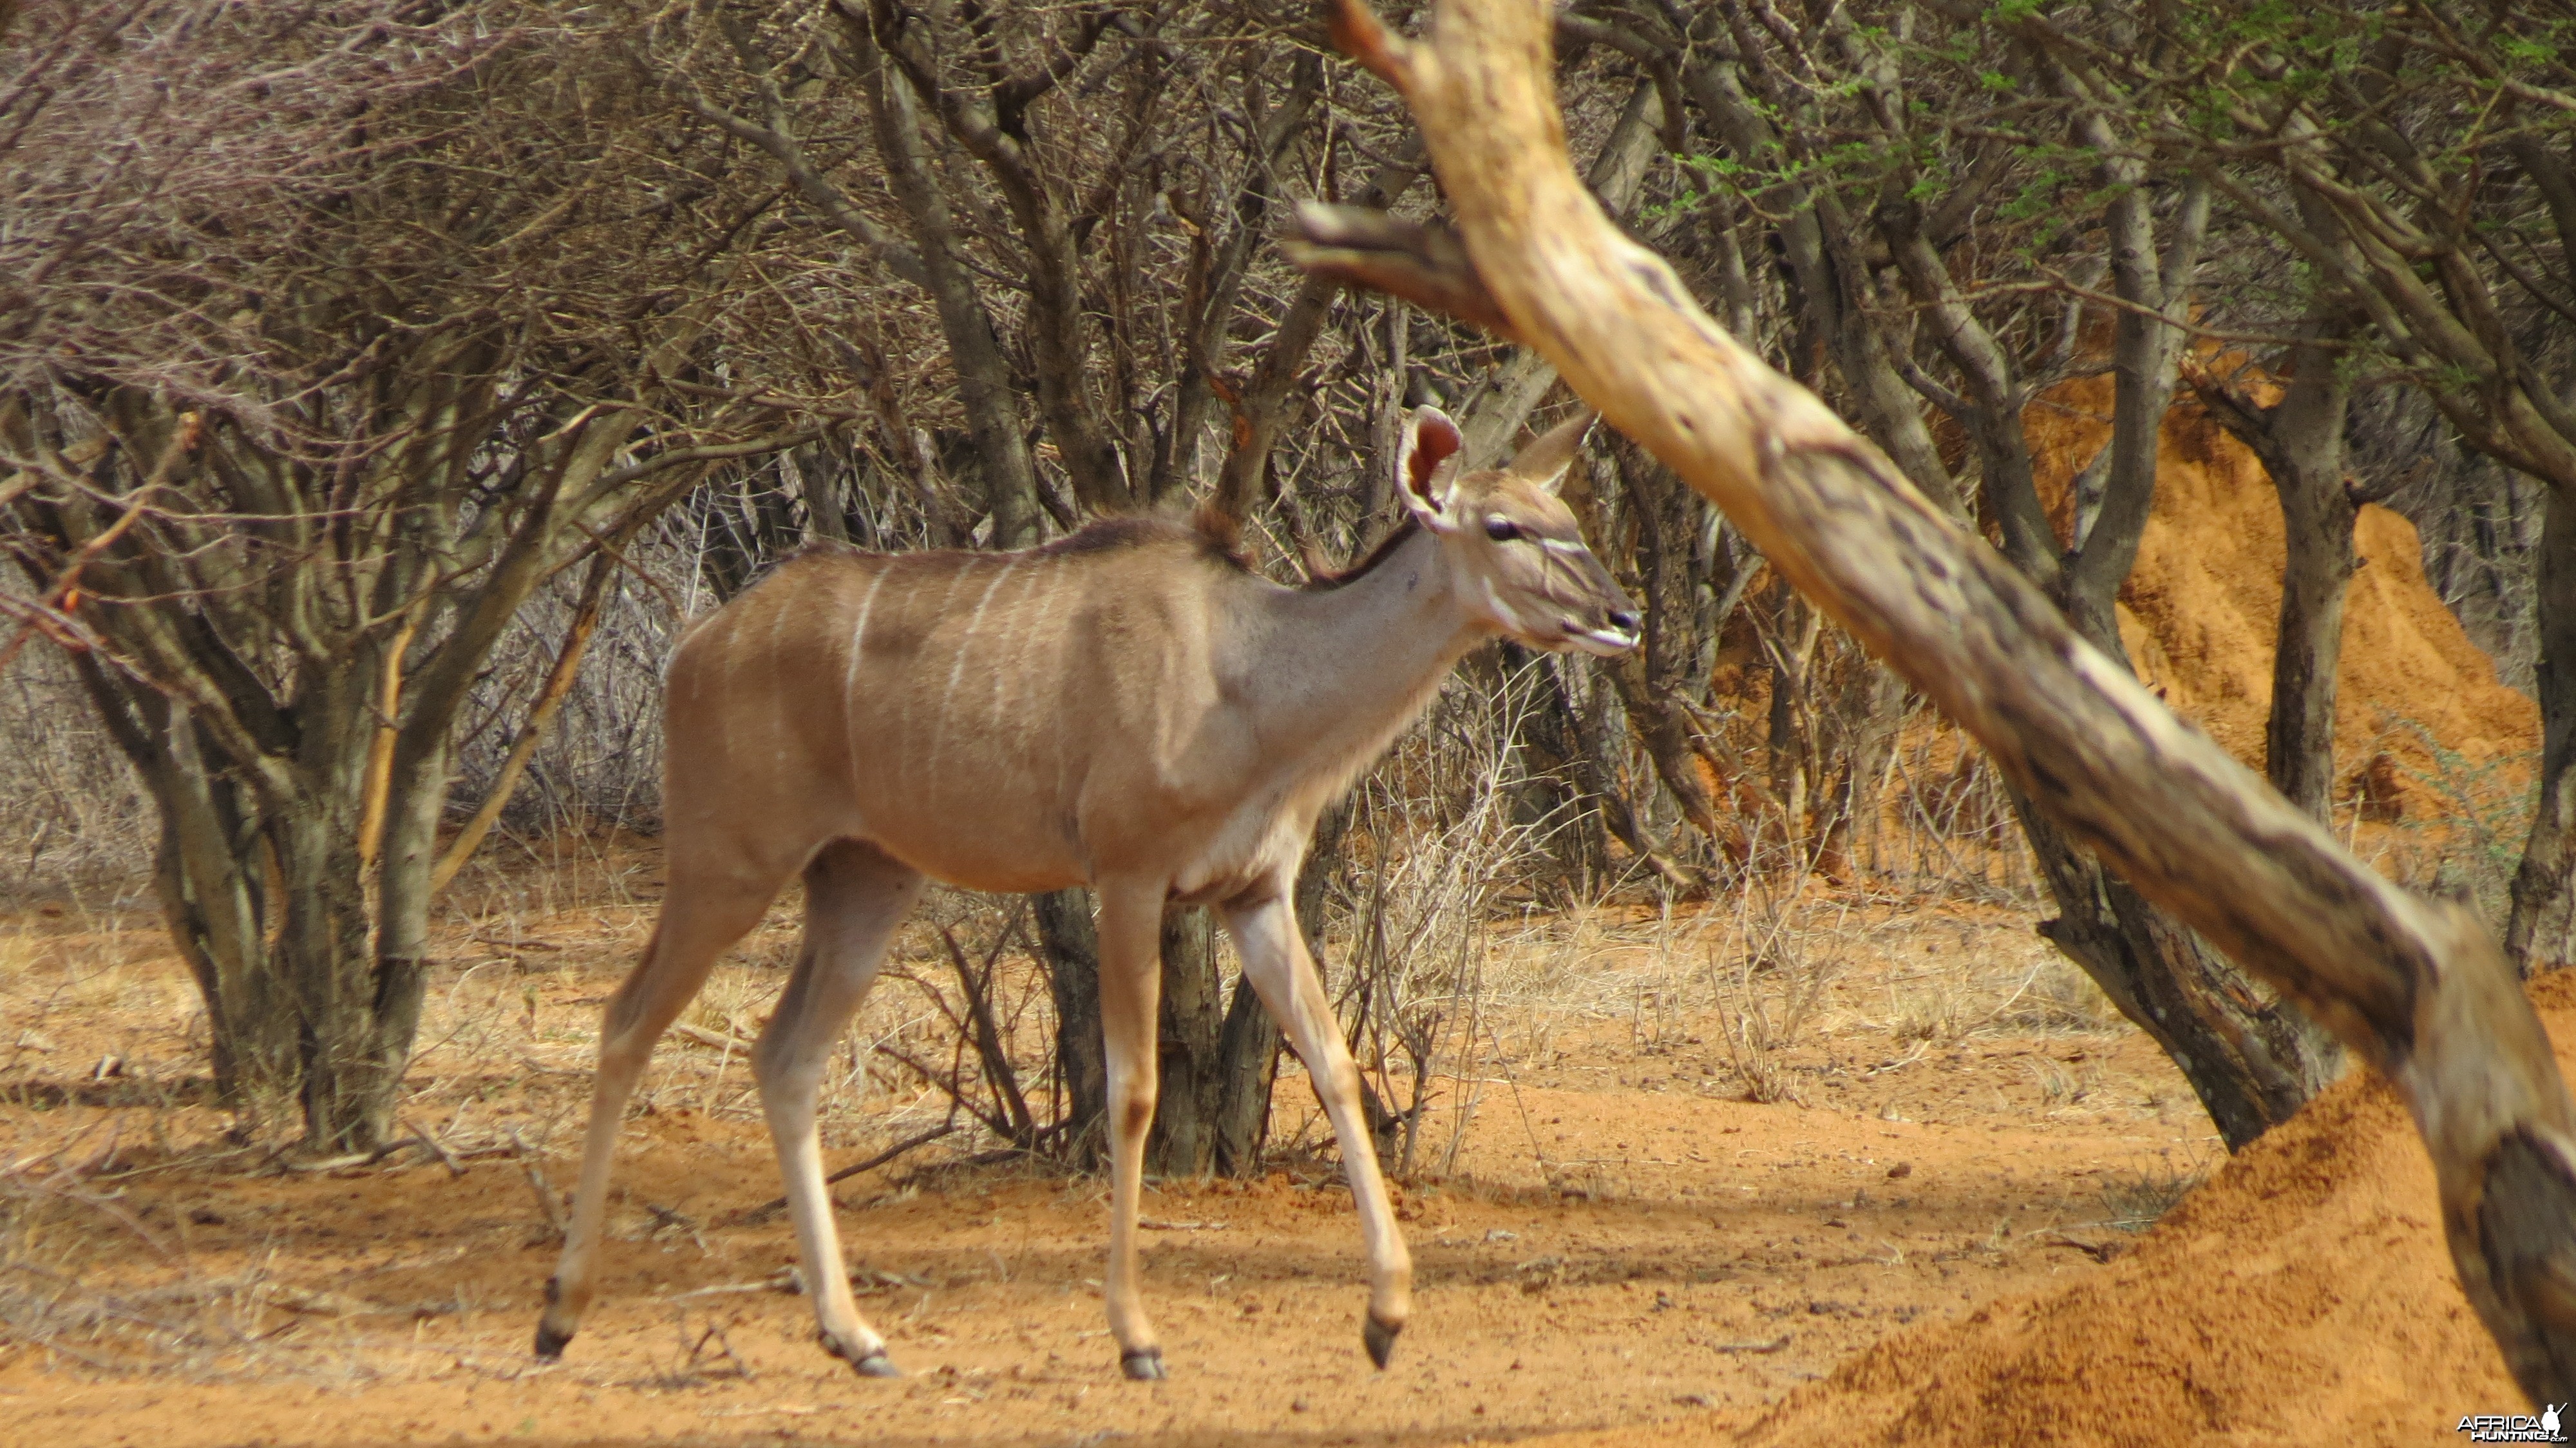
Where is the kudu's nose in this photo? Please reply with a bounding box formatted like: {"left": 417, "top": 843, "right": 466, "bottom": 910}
{"left": 1566, "top": 598, "right": 1641, "bottom": 656}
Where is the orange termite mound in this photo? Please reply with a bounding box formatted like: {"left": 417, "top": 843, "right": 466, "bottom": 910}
{"left": 1513, "top": 951, "right": 2573, "bottom": 1448}
{"left": 1699, "top": 978, "right": 2576, "bottom": 1447}
{"left": 2028, "top": 375, "right": 2537, "bottom": 801}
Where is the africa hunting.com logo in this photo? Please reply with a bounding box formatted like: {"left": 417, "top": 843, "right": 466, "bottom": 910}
{"left": 2459, "top": 1404, "right": 2568, "bottom": 1443}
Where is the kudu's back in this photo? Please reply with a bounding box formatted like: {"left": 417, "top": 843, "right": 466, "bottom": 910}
{"left": 661, "top": 522, "right": 1255, "bottom": 895}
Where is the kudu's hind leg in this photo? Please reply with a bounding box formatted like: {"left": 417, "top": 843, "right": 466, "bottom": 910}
{"left": 1094, "top": 880, "right": 1171, "bottom": 1380}
{"left": 752, "top": 840, "right": 924, "bottom": 1376}
{"left": 535, "top": 855, "right": 787, "bottom": 1360}
{"left": 1224, "top": 888, "right": 1412, "bottom": 1367}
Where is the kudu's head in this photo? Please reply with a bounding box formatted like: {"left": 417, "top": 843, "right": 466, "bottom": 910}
{"left": 1394, "top": 406, "right": 1642, "bottom": 656}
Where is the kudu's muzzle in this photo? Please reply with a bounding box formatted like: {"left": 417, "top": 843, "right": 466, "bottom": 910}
{"left": 1538, "top": 537, "right": 1642, "bottom": 655}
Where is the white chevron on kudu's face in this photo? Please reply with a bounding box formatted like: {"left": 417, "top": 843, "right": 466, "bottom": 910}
{"left": 535, "top": 406, "right": 1639, "bottom": 1382}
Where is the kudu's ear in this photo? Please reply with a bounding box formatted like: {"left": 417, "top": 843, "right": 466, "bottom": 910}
{"left": 1510, "top": 408, "right": 1597, "bottom": 495}
{"left": 1396, "top": 406, "right": 1466, "bottom": 531}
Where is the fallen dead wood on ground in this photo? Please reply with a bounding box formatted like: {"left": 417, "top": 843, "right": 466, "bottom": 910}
{"left": 1290, "top": 0, "right": 2576, "bottom": 1408}
{"left": 669, "top": 1022, "right": 750, "bottom": 1053}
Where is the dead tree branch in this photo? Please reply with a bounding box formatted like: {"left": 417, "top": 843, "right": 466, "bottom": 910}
{"left": 1294, "top": 0, "right": 2576, "bottom": 1409}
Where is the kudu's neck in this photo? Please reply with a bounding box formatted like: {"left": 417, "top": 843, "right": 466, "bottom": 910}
{"left": 1244, "top": 526, "right": 1490, "bottom": 777}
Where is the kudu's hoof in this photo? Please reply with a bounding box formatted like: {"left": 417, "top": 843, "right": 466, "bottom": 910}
{"left": 533, "top": 1321, "right": 572, "bottom": 1360}
{"left": 1363, "top": 1313, "right": 1403, "bottom": 1369}
{"left": 1121, "top": 1347, "right": 1168, "bottom": 1381}
{"left": 824, "top": 1333, "right": 901, "bottom": 1378}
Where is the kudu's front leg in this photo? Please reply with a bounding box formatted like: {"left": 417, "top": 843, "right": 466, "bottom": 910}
{"left": 1094, "top": 879, "right": 1170, "bottom": 1379}
{"left": 1224, "top": 886, "right": 1412, "bottom": 1366}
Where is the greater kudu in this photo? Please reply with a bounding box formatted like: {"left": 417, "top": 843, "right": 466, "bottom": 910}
{"left": 533, "top": 406, "right": 1639, "bottom": 1379}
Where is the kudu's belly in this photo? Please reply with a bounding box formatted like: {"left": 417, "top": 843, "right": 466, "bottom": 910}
{"left": 840, "top": 745, "right": 1288, "bottom": 900}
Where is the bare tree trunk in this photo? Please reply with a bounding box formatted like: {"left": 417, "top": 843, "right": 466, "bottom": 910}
{"left": 1036, "top": 887, "right": 1108, "bottom": 1170}
{"left": 1591, "top": 443, "right": 1731, "bottom": 853}
{"left": 1500, "top": 649, "right": 1615, "bottom": 893}
{"left": 1815, "top": 663, "right": 1906, "bottom": 881}
{"left": 71, "top": 647, "right": 425, "bottom": 1150}
{"left": 1761, "top": 582, "right": 1821, "bottom": 860}
{"left": 2190, "top": 334, "right": 2361, "bottom": 824}
{"left": 837, "top": 14, "right": 1042, "bottom": 547}
{"left": 283, "top": 794, "right": 422, "bottom": 1152}
{"left": 84, "top": 663, "right": 298, "bottom": 1119}
{"left": 2017, "top": 799, "right": 2333, "bottom": 1147}
{"left": 1209, "top": 977, "right": 1279, "bottom": 1177}
{"left": 1145, "top": 910, "right": 1227, "bottom": 1177}
{"left": 2511, "top": 489, "right": 2576, "bottom": 970}
{"left": 2173, "top": 336, "right": 2361, "bottom": 1098}
{"left": 2265, "top": 481, "right": 2356, "bottom": 823}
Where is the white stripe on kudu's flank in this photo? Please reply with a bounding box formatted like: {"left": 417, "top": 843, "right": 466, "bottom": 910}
{"left": 1048, "top": 561, "right": 1075, "bottom": 807}
{"left": 933, "top": 557, "right": 1021, "bottom": 777}
{"left": 767, "top": 591, "right": 795, "bottom": 767}
{"left": 899, "top": 562, "right": 974, "bottom": 790}
{"left": 842, "top": 566, "right": 892, "bottom": 777}
{"left": 986, "top": 563, "right": 1043, "bottom": 786}
{"left": 715, "top": 607, "right": 746, "bottom": 757}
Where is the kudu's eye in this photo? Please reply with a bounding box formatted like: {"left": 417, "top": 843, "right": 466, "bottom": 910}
{"left": 1483, "top": 519, "right": 1522, "bottom": 542}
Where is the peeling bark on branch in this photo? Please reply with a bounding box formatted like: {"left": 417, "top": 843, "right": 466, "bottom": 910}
{"left": 1299, "top": 0, "right": 2576, "bottom": 1409}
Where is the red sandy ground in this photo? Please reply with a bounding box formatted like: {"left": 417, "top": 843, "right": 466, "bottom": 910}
{"left": 0, "top": 903, "right": 2228, "bottom": 1448}
{"left": 3, "top": 909, "right": 2553, "bottom": 1448}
